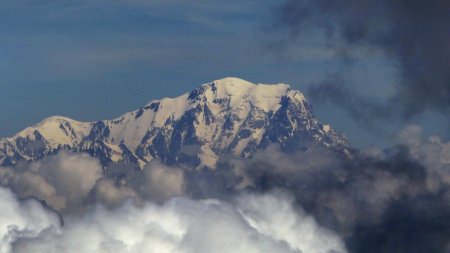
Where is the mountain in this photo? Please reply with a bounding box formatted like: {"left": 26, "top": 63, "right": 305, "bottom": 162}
{"left": 0, "top": 77, "right": 348, "bottom": 168}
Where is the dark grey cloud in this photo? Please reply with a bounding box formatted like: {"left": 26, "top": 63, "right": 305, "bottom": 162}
{"left": 215, "top": 126, "right": 450, "bottom": 253}
{"left": 308, "top": 73, "right": 393, "bottom": 129}
{"left": 270, "top": 0, "right": 450, "bottom": 123}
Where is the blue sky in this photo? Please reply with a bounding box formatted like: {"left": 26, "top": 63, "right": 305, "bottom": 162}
{"left": 0, "top": 1, "right": 446, "bottom": 147}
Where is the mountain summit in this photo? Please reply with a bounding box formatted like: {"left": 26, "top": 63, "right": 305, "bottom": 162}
{"left": 0, "top": 77, "right": 348, "bottom": 168}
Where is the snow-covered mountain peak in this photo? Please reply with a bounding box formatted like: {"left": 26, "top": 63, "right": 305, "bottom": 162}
{"left": 36, "top": 115, "right": 79, "bottom": 125}
{"left": 14, "top": 116, "right": 91, "bottom": 145}
{"left": 208, "top": 77, "right": 255, "bottom": 93}
{"left": 194, "top": 77, "right": 304, "bottom": 113}
{"left": 0, "top": 77, "right": 348, "bottom": 168}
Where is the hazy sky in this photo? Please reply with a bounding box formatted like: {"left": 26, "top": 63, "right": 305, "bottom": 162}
{"left": 0, "top": 1, "right": 447, "bottom": 147}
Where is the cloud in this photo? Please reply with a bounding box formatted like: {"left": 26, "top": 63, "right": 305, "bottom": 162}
{"left": 0, "top": 187, "right": 346, "bottom": 253}
{"left": 237, "top": 191, "right": 347, "bottom": 253}
{"left": 270, "top": 0, "right": 450, "bottom": 123}
{"left": 307, "top": 73, "right": 393, "bottom": 128}
{"left": 8, "top": 170, "right": 66, "bottom": 210}
{"left": 214, "top": 126, "right": 450, "bottom": 252}
{"left": 0, "top": 154, "right": 95, "bottom": 212}
{"left": 0, "top": 151, "right": 102, "bottom": 212}
{"left": 37, "top": 151, "right": 103, "bottom": 206}
{"left": 138, "top": 161, "right": 185, "bottom": 203}
{"left": 2, "top": 126, "right": 450, "bottom": 252}
{"left": 396, "top": 125, "right": 450, "bottom": 192}
{"left": 93, "top": 178, "right": 138, "bottom": 208}
{"left": 0, "top": 187, "right": 59, "bottom": 253}
{"left": 0, "top": 151, "right": 189, "bottom": 212}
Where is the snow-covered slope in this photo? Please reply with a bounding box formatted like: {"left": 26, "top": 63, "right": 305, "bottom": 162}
{"left": 0, "top": 77, "right": 348, "bottom": 168}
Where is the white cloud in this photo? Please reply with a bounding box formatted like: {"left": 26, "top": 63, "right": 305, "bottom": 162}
{"left": 237, "top": 192, "right": 347, "bottom": 253}
{"left": 0, "top": 187, "right": 59, "bottom": 253}
{"left": 0, "top": 187, "right": 346, "bottom": 253}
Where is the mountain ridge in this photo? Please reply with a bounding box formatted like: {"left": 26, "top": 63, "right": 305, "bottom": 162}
{"left": 0, "top": 77, "right": 348, "bottom": 168}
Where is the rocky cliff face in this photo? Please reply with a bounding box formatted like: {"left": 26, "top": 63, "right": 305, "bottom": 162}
{"left": 0, "top": 77, "right": 348, "bottom": 168}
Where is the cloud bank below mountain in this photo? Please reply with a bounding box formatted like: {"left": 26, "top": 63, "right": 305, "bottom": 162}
{"left": 1, "top": 125, "right": 450, "bottom": 253}
{"left": 0, "top": 187, "right": 346, "bottom": 253}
